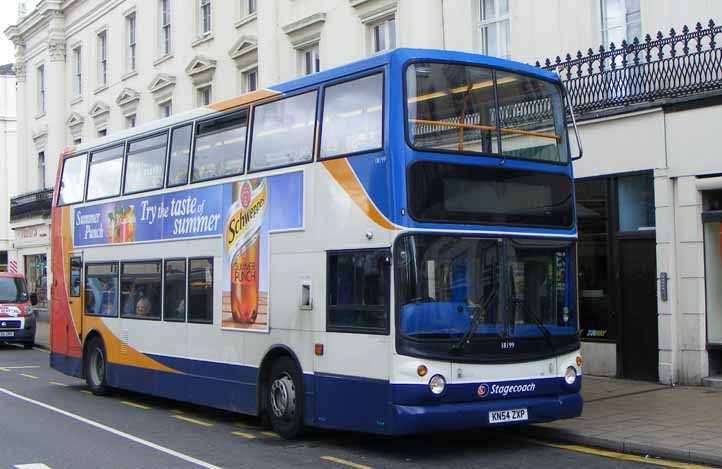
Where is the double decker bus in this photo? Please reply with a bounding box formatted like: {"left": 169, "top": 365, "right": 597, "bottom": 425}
{"left": 50, "top": 48, "right": 582, "bottom": 438}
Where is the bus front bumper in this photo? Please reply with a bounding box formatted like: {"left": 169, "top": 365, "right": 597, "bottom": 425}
{"left": 389, "top": 392, "right": 582, "bottom": 434}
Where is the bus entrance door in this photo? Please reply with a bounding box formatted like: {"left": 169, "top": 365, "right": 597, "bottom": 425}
{"left": 67, "top": 254, "right": 84, "bottom": 356}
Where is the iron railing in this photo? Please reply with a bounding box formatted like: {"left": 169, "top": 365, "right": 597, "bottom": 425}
{"left": 536, "top": 19, "right": 722, "bottom": 114}
{"left": 10, "top": 188, "right": 53, "bottom": 220}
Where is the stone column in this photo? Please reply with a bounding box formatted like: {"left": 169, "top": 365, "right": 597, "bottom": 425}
{"left": 45, "top": 6, "right": 66, "bottom": 190}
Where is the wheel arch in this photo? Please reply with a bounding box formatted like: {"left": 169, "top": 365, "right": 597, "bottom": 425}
{"left": 256, "top": 344, "right": 304, "bottom": 416}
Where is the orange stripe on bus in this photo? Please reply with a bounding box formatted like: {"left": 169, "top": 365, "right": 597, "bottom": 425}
{"left": 208, "top": 89, "right": 281, "bottom": 112}
{"left": 321, "top": 159, "right": 399, "bottom": 231}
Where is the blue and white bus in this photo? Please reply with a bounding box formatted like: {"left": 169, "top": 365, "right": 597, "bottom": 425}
{"left": 50, "top": 48, "right": 583, "bottom": 438}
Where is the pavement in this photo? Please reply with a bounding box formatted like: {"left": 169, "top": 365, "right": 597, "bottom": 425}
{"left": 30, "top": 317, "right": 722, "bottom": 467}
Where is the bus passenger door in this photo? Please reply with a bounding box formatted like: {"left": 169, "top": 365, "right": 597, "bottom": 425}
{"left": 67, "top": 254, "right": 84, "bottom": 356}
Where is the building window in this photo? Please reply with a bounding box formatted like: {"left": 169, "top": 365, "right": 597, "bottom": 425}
{"left": 299, "top": 44, "right": 320, "bottom": 76}
{"left": 97, "top": 128, "right": 107, "bottom": 138}
{"left": 197, "top": 84, "right": 212, "bottom": 106}
{"left": 200, "top": 0, "right": 212, "bottom": 36}
{"left": 37, "top": 65, "right": 45, "bottom": 114}
{"left": 125, "top": 114, "right": 137, "bottom": 129}
{"left": 37, "top": 151, "right": 45, "bottom": 189}
{"left": 127, "top": 12, "right": 137, "bottom": 72}
{"left": 479, "top": 0, "right": 510, "bottom": 58}
{"left": 327, "top": 249, "right": 389, "bottom": 333}
{"left": 188, "top": 257, "right": 213, "bottom": 324}
{"left": 617, "top": 173, "right": 655, "bottom": 232}
{"left": 97, "top": 31, "right": 107, "bottom": 87}
{"left": 243, "top": 68, "right": 257, "bottom": 93}
{"left": 159, "top": 100, "right": 172, "bottom": 118}
{"left": 160, "top": 0, "right": 171, "bottom": 56}
{"left": 245, "top": 0, "right": 256, "bottom": 16}
{"left": 601, "top": 0, "right": 641, "bottom": 46}
{"left": 73, "top": 46, "right": 82, "bottom": 96}
{"left": 73, "top": 137, "right": 82, "bottom": 145}
{"left": 370, "top": 16, "right": 396, "bottom": 54}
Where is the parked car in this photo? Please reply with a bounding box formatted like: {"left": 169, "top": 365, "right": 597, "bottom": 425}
{"left": 0, "top": 273, "right": 38, "bottom": 349}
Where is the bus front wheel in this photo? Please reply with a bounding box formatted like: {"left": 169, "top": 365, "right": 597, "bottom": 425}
{"left": 84, "top": 337, "right": 110, "bottom": 395}
{"left": 267, "top": 357, "right": 304, "bottom": 439}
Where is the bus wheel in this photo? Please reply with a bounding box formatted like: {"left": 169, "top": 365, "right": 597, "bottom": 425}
{"left": 85, "top": 337, "right": 110, "bottom": 396}
{"left": 267, "top": 357, "right": 304, "bottom": 439}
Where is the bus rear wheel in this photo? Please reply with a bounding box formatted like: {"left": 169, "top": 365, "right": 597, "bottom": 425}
{"left": 85, "top": 337, "right": 110, "bottom": 396}
{"left": 267, "top": 357, "right": 304, "bottom": 439}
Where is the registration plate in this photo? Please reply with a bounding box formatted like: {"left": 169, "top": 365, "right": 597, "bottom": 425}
{"left": 489, "top": 408, "right": 528, "bottom": 424}
{"left": 0, "top": 331, "right": 15, "bottom": 337}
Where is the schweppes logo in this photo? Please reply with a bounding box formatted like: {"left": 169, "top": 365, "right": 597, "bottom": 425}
{"left": 225, "top": 180, "right": 266, "bottom": 253}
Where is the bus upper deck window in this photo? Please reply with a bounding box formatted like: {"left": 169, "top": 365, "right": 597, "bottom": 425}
{"left": 250, "top": 91, "right": 317, "bottom": 172}
{"left": 192, "top": 111, "right": 247, "bottom": 183}
{"left": 167, "top": 124, "right": 193, "bottom": 187}
{"left": 87, "top": 144, "right": 124, "bottom": 200}
{"left": 58, "top": 154, "right": 87, "bottom": 205}
{"left": 124, "top": 132, "right": 168, "bottom": 194}
{"left": 320, "top": 73, "right": 383, "bottom": 159}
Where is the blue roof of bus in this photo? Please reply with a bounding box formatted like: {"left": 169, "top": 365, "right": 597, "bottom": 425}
{"left": 269, "top": 48, "right": 559, "bottom": 94}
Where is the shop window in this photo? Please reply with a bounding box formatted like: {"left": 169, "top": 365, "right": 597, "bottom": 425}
{"left": 704, "top": 219, "right": 722, "bottom": 346}
{"left": 188, "top": 258, "right": 213, "bottom": 323}
{"left": 250, "top": 91, "right": 317, "bottom": 171}
{"left": 124, "top": 132, "right": 168, "bottom": 194}
{"left": 617, "top": 173, "right": 655, "bottom": 232}
{"left": 167, "top": 124, "right": 192, "bottom": 186}
{"left": 192, "top": 111, "right": 247, "bottom": 182}
{"left": 327, "top": 249, "right": 389, "bottom": 334}
{"left": 120, "top": 261, "right": 162, "bottom": 320}
{"left": 85, "top": 263, "right": 119, "bottom": 317}
{"left": 164, "top": 259, "right": 186, "bottom": 321}
{"left": 576, "top": 178, "right": 614, "bottom": 341}
{"left": 320, "top": 73, "right": 383, "bottom": 159}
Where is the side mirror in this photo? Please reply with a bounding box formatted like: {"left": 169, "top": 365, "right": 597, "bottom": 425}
{"left": 30, "top": 293, "right": 38, "bottom": 306}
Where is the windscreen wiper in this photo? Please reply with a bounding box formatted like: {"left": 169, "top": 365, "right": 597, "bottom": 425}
{"left": 510, "top": 298, "right": 555, "bottom": 350}
{"left": 450, "top": 290, "right": 497, "bottom": 354}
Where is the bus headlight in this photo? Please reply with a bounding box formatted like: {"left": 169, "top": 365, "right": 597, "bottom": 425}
{"left": 564, "top": 366, "right": 577, "bottom": 385}
{"left": 429, "top": 374, "right": 446, "bottom": 395}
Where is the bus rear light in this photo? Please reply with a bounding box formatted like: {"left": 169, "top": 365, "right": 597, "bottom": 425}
{"left": 417, "top": 365, "right": 428, "bottom": 377}
{"left": 314, "top": 343, "right": 324, "bottom": 356}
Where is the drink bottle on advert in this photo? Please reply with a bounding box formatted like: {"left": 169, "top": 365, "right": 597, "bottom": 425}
{"left": 225, "top": 179, "right": 266, "bottom": 324}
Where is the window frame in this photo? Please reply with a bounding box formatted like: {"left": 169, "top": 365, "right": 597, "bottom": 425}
{"left": 247, "top": 88, "right": 320, "bottom": 174}
{"left": 163, "top": 257, "right": 187, "bottom": 322}
{"left": 299, "top": 44, "right": 320, "bottom": 76}
{"left": 72, "top": 45, "right": 82, "bottom": 97}
{"left": 159, "top": 100, "right": 172, "bottom": 118}
{"left": 57, "top": 153, "right": 88, "bottom": 206}
{"left": 187, "top": 256, "right": 214, "bottom": 325}
{"left": 402, "top": 59, "right": 570, "bottom": 167}
{"left": 189, "top": 108, "right": 249, "bottom": 184}
{"left": 159, "top": 0, "right": 172, "bottom": 57}
{"left": 197, "top": 84, "right": 213, "bottom": 106}
{"left": 243, "top": 68, "right": 258, "bottom": 94}
{"left": 84, "top": 261, "right": 120, "bottom": 318}
{"left": 69, "top": 255, "right": 83, "bottom": 298}
{"left": 326, "top": 248, "right": 391, "bottom": 335}
{"left": 85, "top": 143, "right": 126, "bottom": 202}
{"left": 122, "top": 130, "right": 170, "bottom": 196}
{"left": 600, "top": 0, "right": 641, "bottom": 47}
{"left": 318, "top": 69, "right": 386, "bottom": 162}
{"left": 97, "top": 30, "right": 108, "bottom": 88}
{"left": 199, "top": 0, "right": 212, "bottom": 36}
{"left": 37, "top": 151, "right": 46, "bottom": 190}
{"left": 126, "top": 12, "right": 137, "bottom": 72}
{"left": 119, "top": 259, "right": 163, "bottom": 321}
{"left": 370, "top": 16, "right": 396, "bottom": 54}
{"left": 478, "top": 0, "right": 511, "bottom": 59}
{"left": 37, "top": 65, "right": 45, "bottom": 114}
{"left": 166, "top": 123, "right": 194, "bottom": 188}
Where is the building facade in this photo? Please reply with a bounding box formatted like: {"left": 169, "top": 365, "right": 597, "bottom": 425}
{"left": 5, "top": 0, "right": 722, "bottom": 383}
{"left": 0, "top": 64, "right": 17, "bottom": 275}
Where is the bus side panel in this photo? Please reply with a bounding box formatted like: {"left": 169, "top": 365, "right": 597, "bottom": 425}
{"left": 314, "top": 373, "right": 391, "bottom": 434}
{"left": 50, "top": 204, "right": 83, "bottom": 377}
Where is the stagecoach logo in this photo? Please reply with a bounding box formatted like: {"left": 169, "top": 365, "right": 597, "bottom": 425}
{"left": 477, "top": 382, "right": 536, "bottom": 398}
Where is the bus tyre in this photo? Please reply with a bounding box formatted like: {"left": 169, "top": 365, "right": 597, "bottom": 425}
{"left": 267, "top": 357, "right": 304, "bottom": 439}
{"left": 85, "top": 337, "right": 110, "bottom": 396}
